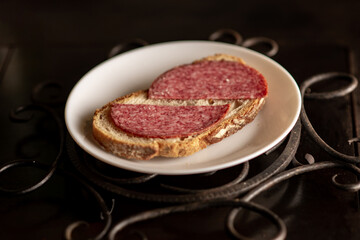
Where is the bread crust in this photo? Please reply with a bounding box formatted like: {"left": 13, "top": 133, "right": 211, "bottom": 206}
{"left": 92, "top": 54, "right": 266, "bottom": 160}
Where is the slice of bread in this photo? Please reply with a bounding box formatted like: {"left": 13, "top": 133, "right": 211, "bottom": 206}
{"left": 93, "top": 90, "right": 265, "bottom": 160}
{"left": 92, "top": 54, "right": 266, "bottom": 160}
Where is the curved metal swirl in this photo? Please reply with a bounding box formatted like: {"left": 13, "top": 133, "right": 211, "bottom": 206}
{"left": 242, "top": 37, "right": 279, "bottom": 57}
{"left": 82, "top": 155, "right": 157, "bottom": 185}
{"left": 300, "top": 72, "right": 359, "bottom": 163}
{"left": 0, "top": 104, "right": 64, "bottom": 195}
{"left": 31, "top": 81, "right": 65, "bottom": 106}
{"left": 209, "top": 29, "right": 279, "bottom": 57}
{"left": 209, "top": 28, "right": 243, "bottom": 45}
{"left": 226, "top": 160, "right": 360, "bottom": 235}
{"left": 332, "top": 171, "right": 360, "bottom": 192}
{"left": 108, "top": 199, "right": 286, "bottom": 240}
{"left": 64, "top": 171, "right": 112, "bottom": 240}
{"left": 302, "top": 72, "right": 358, "bottom": 100}
{"left": 159, "top": 161, "right": 249, "bottom": 193}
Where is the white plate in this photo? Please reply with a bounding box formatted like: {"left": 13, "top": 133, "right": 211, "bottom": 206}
{"left": 65, "top": 41, "right": 301, "bottom": 175}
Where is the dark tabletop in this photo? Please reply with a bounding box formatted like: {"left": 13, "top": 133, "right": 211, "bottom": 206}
{"left": 1, "top": 1, "right": 360, "bottom": 239}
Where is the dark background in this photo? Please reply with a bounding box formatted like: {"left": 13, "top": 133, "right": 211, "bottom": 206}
{"left": 0, "top": 1, "right": 360, "bottom": 239}
{"left": 0, "top": 0, "right": 359, "bottom": 47}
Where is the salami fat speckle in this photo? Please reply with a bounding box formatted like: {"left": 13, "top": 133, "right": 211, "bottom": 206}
{"left": 148, "top": 60, "right": 267, "bottom": 100}
{"left": 110, "top": 104, "right": 230, "bottom": 139}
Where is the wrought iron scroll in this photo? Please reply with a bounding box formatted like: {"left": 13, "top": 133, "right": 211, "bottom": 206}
{"left": 300, "top": 72, "right": 359, "bottom": 163}
{"left": 209, "top": 28, "right": 279, "bottom": 57}
{"left": 108, "top": 199, "right": 287, "bottom": 240}
{"left": 0, "top": 103, "right": 63, "bottom": 194}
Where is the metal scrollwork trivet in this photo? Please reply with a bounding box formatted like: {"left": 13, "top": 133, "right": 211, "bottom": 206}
{"left": 1, "top": 28, "right": 358, "bottom": 240}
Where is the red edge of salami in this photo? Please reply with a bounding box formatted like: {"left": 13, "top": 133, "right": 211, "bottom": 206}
{"left": 110, "top": 104, "right": 230, "bottom": 139}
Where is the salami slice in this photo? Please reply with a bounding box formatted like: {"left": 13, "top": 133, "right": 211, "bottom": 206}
{"left": 148, "top": 60, "right": 267, "bottom": 100}
{"left": 110, "top": 104, "right": 230, "bottom": 139}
